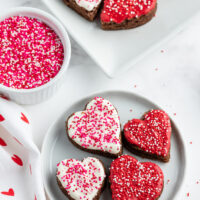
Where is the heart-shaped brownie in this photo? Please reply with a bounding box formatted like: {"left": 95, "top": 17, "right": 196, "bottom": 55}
{"left": 56, "top": 157, "right": 106, "bottom": 200}
{"left": 123, "top": 110, "right": 171, "bottom": 162}
{"left": 109, "top": 155, "right": 164, "bottom": 200}
{"left": 63, "top": 0, "right": 102, "bottom": 21}
{"left": 100, "top": 0, "right": 157, "bottom": 30}
{"left": 66, "top": 97, "right": 122, "bottom": 157}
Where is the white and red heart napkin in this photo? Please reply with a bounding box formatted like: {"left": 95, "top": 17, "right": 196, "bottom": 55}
{"left": 0, "top": 96, "right": 45, "bottom": 200}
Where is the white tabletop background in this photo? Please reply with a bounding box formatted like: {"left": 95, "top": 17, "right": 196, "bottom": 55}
{"left": 1, "top": 0, "right": 200, "bottom": 199}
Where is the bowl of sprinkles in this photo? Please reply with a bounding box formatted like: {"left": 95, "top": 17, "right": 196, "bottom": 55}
{"left": 0, "top": 7, "right": 71, "bottom": 104}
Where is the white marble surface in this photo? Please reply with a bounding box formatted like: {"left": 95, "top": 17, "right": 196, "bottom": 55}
{"left": 1, "top": 0, "right": 200, "bottom": 199}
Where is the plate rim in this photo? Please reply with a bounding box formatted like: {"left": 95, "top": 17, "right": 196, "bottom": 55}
{"left": 41, "top": 89, "right": 187, "bottom": 199}
{"left": 41, "top": 0, "right": 200, "bottom": 77}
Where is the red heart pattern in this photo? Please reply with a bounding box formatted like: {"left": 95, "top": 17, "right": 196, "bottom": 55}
{"left": 0, "top": 114, "right": 5, "bottom": 122}
{"left": 0, "top": 101, "right": 34, "bottom": 199}
{"left": 0, "top": 94, "right": 9, "bottom": 100}
{"left": 1, "top": 188, "right": 14, "bottom": 196}
{"left": 123, "top": 110, "right": 171, "bottom": 159}
{"left": 11, "top": 154, "right": 23, "bottom": 166}
{"left": 0, "top": 137, "right": 7, "bottom": 146}
{"left": 20, "top": 112, "right": 29, "bottom": 124}
{"left": 110, "top": 155, "right": 164, "bottom": 200}
{"left": 101, "top": 0, "right": 157, "bottom": 24}
{"left": 13, "top": 137, "right": 23, "bottom": 146}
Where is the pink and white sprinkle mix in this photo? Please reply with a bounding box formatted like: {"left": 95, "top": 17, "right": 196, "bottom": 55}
{"left": 0, "top": 16, "right": 64, "bottom": 89}
{"left": 56, "top": 157, "right": 106, "bottom": 199}
{"left": 67, "top": 97, "right": 121, "bottom": 155}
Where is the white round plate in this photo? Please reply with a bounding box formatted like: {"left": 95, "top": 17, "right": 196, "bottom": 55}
{"left": 42, "top": 90, "right": 186, "bottom": 200}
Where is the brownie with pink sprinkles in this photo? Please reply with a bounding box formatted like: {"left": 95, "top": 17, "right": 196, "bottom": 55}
{"left": 0, "top": 16, "right": 64, "bottom": 89}
{"left": 56, "top": 157, "right": 106, "bottom": 200}
{"left": 66, "top": 97, "right": 122, "bottom": 158}
{"left": 63, "top": 0, "right": 103, "bottom": 21}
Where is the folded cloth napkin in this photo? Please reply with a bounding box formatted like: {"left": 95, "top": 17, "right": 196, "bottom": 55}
{"left": 0, "top": 96, "right": 45, "bottom": 200}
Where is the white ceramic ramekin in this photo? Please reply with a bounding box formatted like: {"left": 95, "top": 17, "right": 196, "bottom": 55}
{"left": 0, "top": 7, "right": 71, "bottom": 105}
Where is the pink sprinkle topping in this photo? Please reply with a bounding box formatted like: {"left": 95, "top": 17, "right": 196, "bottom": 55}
{"left": 68, "top": 97, "right": 121, "bottom": 154}
{"left": 57, "top": 158, "right": 105, "bottom": 198}
{"left": 0, "top": 16, "right": 64, "bottom": 89}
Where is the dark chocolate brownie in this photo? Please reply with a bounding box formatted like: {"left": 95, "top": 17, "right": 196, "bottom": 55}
{"left": 63, "top": 0, "right": 102, "bottom": 21}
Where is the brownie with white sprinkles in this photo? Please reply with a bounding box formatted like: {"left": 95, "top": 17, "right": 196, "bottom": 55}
{"left": 123, "top": 110, "right": 172, "bottom": 162}
{"left": 100, "top": 0, "right": 157, "bottom": 30}
{"left": 109, "top": 155, "right": 164, "bottom": 200}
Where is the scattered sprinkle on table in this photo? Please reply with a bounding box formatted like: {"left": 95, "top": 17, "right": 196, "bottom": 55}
{"left": 0, "top": 16, "right": 64, "bottom": 89}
